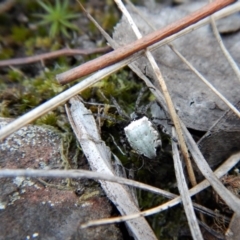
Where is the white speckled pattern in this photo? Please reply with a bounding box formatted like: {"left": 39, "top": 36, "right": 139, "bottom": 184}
{"left": 124, "top": 116, "right": 161, "bottom": 159}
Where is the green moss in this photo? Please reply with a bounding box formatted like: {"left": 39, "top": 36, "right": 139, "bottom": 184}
{"left": 101, "top": 11, "right": 119, "bottom": 31}
{"left": 0, "top": 67, "right": 68, "bottom": 118}
{"left": 0, "top": 48, "right": 14, "bottom": 60}
{"left": 82, "top": 68, "right": 142, "bottom": 106}
{"left": 6, "top": 68, "right": 25, "bottom": 82}
{"left": 11, "top": 25, "right": 31, "bottom": 42}
{"left": 35, "top": 111, "right": 57, "bottom": 128}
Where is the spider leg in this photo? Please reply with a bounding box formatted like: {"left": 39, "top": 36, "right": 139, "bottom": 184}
{"left": 120, "top": 133, "right": 130, "bottom": 156}
{"left": 157, "top": 123, "right": 178, "bottom": 143}
{"left": 109, "top": 134, "right": 126, "bottom": 156}
{"left": 110, "top": 96, "right": 130, "bottom": 120}
{"left": 142, "top": 101, "right": 154, "bottom": 116}
{"left": 135, "top": 86, "right": 148, "bottom": 114}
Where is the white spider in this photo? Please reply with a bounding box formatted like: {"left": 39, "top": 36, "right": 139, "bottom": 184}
{"left": 124, "top": 116, "right": 162, "bottom": 159}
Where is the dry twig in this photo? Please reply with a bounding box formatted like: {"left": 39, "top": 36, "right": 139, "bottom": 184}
{"left": 171, "top": 128, "right": 203, "bottom": 239}
{"left": 209, "top": 2, "right": 240, "bottom": 81}
{"left": 0, "top": 46, "right": 111, "bottom": 67}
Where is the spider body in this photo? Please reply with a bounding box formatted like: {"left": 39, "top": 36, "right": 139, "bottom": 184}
{"left": 124, "top": 116, "right": 161, "bottom": 159}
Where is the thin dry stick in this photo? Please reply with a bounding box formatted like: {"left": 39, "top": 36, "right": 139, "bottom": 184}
{"left": 172, "top": 127, "right": 203, "bottom": 240}
{"left": 209, "top": 8, "right": 240, "bottom": 81}
{"left": 56, "top": 0, "right": 235, "bottom": 84}
{"left": 0, "top": 168, "right": 176, "bottom": 198}
{"left": 0, "top": 46, "right": 111, "bottom": 67}
{"left": 148, "top": 40, "right": 198, "bottom": 187}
